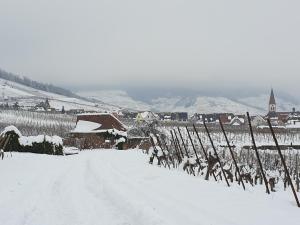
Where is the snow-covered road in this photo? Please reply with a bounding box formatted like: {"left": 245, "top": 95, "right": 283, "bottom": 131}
{"left": 0, "top": 150, "right": 299, "bottom": 225}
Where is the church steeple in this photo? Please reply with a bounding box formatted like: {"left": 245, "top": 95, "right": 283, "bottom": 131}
{"left": 269, "top": 88, "right": 276, "bottom": 114}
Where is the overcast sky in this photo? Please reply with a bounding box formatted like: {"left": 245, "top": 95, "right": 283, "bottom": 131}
{"left": 0, "top": 0, "right": 300, "bottom": 96}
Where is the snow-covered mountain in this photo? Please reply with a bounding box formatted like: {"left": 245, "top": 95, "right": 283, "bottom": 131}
{"left": 79, "top": 89, "right": 300, "bottom": 115}
{"left": 77, "top": 90, "right": 151, "bottom": 112}
{"left": 237, "top": 94, "right": 300, "bottom": 113}
{"left": 0, "top": 78, "right": 120, "bottom": 112}
{"left": 150, "top": 96, "right": 264, "bottom": 114}
{"left": 1, "top": 69, "right": 297, "bottom": 115}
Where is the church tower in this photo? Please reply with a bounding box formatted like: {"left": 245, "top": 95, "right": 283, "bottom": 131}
{"left": 268, "top": 88, "right": 276, "bottom": 117}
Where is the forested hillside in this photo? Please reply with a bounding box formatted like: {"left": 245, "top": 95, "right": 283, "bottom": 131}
{"left": 0, "top": 68, "right": 77, "bottom": 98}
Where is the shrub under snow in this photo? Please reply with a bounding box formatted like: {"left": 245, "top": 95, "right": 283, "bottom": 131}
{"left": 1, "top": 125, "right": 63, "bottom": 155}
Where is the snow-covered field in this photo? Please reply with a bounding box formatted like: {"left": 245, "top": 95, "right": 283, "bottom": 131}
{"left": 0, "top": 150, "right": 299, "bottom": 225}
{"left": 0, "top": 78, "right": 120, "bottom": 112}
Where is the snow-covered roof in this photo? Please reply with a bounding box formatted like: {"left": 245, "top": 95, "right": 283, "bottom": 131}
{"left": 74, "top": 113, "right": 126, "bottom": 131}
{"left": 71, "top": 113, "right": 127, "bottom": 137}
{"left": 72, "top": 120, "right": 101, "bottom": 133}
{"left": 286, "top": 121, "right": 300, "bottom": 128}
{"left": 136, "top": 111, "right": 159, "bottom": 122}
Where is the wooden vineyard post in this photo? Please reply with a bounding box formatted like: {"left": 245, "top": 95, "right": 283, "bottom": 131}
{"left": 170, "top": 130, "right": 182, "bottom": 163}
{"left": 203, "top": 120, "right": 230, "bottom": 187}
{"left": 155, "top": 134, "right": 175, "bottom": 169}
{"left": 296, "top": 153, "right": 299, "bottom": 192}
{"left": 246, "top": 112, "right": 270, "bottom": 194}
{"left": 219, "top": 119, "right": 246, "bottom": 190}
{"left": 173, "top": 130, "right": 185, "bottom": 159}
{"left": 177, "top": 127, "right": 190, "bottom": 158}
{"left": 177, "top": 127, "right": 196, "bottom": 176}
{"left": 185, "top": 126, "right": 201, "bottom": 166}
{"left": 149, "top": 135, "right": 164, "bottom": 167}
{"left": 267, "top": 119, "right": 300, "bottom": 207}
{"left": 191, "top": 124, "right": 217, "bottom": 181}
{"left": 192, "top": 124, "right": 208, "bottom": 161}
{"left": 154, "top": 135, "right": 171, "bottom": 169}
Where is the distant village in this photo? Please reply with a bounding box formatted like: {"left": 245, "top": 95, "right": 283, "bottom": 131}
{"left": 62, "top": 89, "right": 300, "bottom": 151}
{"left": 1, "top": 89, "right": 300, "bottom": 130}
{"left": 1, "top": 88, "right": 300, "bottom": 152}
{"left": 72, "top": 89, "right": 300, "bottom": 130}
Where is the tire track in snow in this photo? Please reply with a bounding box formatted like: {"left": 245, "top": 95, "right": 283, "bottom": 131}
{"left": 84, "top": 158, "right": 167, "bottom": 225}
{"left": 91, "top": 153, "right": 237, "bottom": 225}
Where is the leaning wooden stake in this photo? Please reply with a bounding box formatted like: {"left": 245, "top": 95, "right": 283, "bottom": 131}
{"left": 177, "top": 127, "right": 190, "bottom": 158}
{"left": 203, "top": 120, "right": 230, "bottom": 187}
{"left": 156, "top": 134, "right": 174, "bottom": 169}
{"left": 192, "top": 124, "right": 208, "bottom": 161}
{"left": 190, "top": 125, "right": 217, "bottom": 181}
{"left": 267, "top": 118, "right": 300, "bottom": 207}
{"left": 219, "top": 119, "right": 245, "bottom": 190}
{"left": 246, "top": 112, "right": 270, "bottom": 194}
{"left": 153, "top": 134, "right": 171, "bottom": 169}
{"left": 185, "top": 126, "right": 201, "bottom": 165}
{"left": 177, "top": 127, "right": 196, "bottom": 176}
{"left": 173, "top": 130, "right": 185, "bottom": 159}
{"left": 296, "top": 153, "right": 299, "bottom": 192}
{"left": 170, "top": 130, "right": 182, "bottom": 163}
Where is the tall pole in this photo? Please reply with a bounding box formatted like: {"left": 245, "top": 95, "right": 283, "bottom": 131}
{"left": 173, "top": 130, "right": 185, "bottom": 158}
{"left": 219, "top": 119, "right": 245, "bottom": 190}
{"left": 192, "top": 124, "right": 217, "bottom": 181}
{"left": 192, "top": 124, "right": 208, "bottom": 161}
{"left": 267, "top": 119, "right": 300, "bottom": 207}
{"left": 185, "top": 126, "right": 201, "bottom": 164}
{"left": 246, "top": 112, "right": 270, "bottom": 194}
{"left": 156, "top": 134, "right": 175, "bottom": 168}
{"left": 170, "top": 130, "right": 182, "bottom": 162}
{"left": 177, "top": 127, "right": 196, "bottom": 176}
{"left": 177, "top": 127, "right": 190, "bottom": 158}
{"left": 154, "top": 134, "right": 171, "bottom": 169}
{"left": 203, "top": 120, "right": 230, "bottom": 187}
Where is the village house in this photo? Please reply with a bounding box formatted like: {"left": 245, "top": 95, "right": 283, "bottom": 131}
{"left": 157, "top": 112, "right": 188, "bottom": 122}
{"left": 126, "top": 127, "right": 151, "bottom": 150}
{"left": 35, "top": 98, "right": 51, "bottom": 111}
{"left": 191, "top": 113, "right": 235, "bottom": 124}
{"left": 265, "top": 89, "right": 293, "bottom": 126}
{"left": 229, "top": 115, "right": 245, "bottom": 126}
{"left": 286, "top": 108, "right": 300, "bottom": 128}
{"left": 67, "top": 113, "right": 127, "bottom": 150}
{"left": 119, "top": 110, "right": 139, "bottom": 120}
{"left": 251, "top": 115, "right": 267, "bottom": 127}
{"left": 171, "top": 112, "right": 188, "bottom": 121}
{"left": 135, "top": 111, "right": 159, "bottom": 124}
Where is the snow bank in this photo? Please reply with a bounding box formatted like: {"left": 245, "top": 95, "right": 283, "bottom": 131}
{"left": 107, "top": 129, "right": 127, "bottom": 137}
{"left": 19, "top": 135, "right": 63, "bottom": 147}
{"left": 1, "top": 125, "right": 22, "bottom": 137}
{"left": 115, "top": 137, "right": 126, "bottom": 145}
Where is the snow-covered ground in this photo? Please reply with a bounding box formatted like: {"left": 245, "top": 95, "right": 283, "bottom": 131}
{"left": 0, "top": 150, "right": 299, "bottom": 225}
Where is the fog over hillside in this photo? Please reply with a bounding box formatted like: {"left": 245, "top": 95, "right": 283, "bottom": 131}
{"left": 78, "top": 86, "right": 300, "bottom": 114}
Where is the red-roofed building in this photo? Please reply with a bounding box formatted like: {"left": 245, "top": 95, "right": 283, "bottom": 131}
{"left": 67, "top": 113, "right": 127, "bottom": 150}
